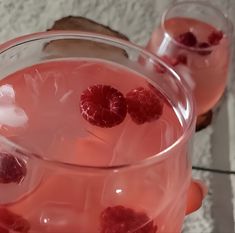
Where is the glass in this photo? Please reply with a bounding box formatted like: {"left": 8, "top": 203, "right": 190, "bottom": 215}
{"left": 0, "top": 31, "right": 195, "bottom": 233}
{"left": 147, "top": 1, "right": 232, "bottom": 116}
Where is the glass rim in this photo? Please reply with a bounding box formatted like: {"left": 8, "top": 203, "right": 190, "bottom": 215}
{"left": 161, "top": 0, "right": 232, "bottom": 53}
{"left": 0, "top": 31, "right": 196, "bottom": 172}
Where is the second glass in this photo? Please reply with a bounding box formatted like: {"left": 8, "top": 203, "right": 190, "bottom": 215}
{"left": 147, "top": 1, "right": 232, "bottom": 116}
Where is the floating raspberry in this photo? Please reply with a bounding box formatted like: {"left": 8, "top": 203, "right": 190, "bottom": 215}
{"left": 80, "top": 85, "right": 127, "bottom": 128}
{"left": 126, "top": 87, "right": 164, "bottom": 124}
{"left": 100, "top": 206, "right": 157, "bottom": 233}
{"left": 0, "top": 226, "right": 8, "bottom": 233}
{"left": 148, "top": 83, "right": 165, "bottom": 98}
{"left": 197, "top": 42, "right": 212, "bottom": 56}
{"left": 176, "top": 32, "right": 197, "bottom": 47}
{"left": 148, "top": 83, "right": 171, "bottom": 108}
{"left": 0, "top": 208, "right": 30, "bottom": 233}
{"left": 208, "top": 30, "right": 223, "bottom": 45}
{"left": 0, "top": 153, "right": 26, "bottom": 184}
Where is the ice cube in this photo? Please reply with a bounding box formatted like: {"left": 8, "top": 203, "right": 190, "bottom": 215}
{"left": 39, "top": 203, "right": 81, "bottom": 233}
{"left": 35, "top": 202, "right": 99, "bottom": 233}
{"left": 110, "top": 118, "right": 164, "bottom": 166}
{"left": 47, "top": 134, "right": 113, "bottom": 166}
{"left": 11, "top": 173, "right": 100, "bottom": 233}
{"left": 0, "top": 84, "right": 15, "bottom": 105}
{"left": 0, "top": 105, "right": 28, "bottom": 127}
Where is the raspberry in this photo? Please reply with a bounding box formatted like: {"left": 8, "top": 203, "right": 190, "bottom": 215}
{"left": 161, "top": 55, "right": 179, "bottom": 67}
{"left": 0, "top": 208, "right": 30, "bottom": 233}
{"left": 176, "top": 32, "right": 197, "bottom": 47}
{"left": 100, "top": 206, "right": 157, "bottom": 233}
{"left": 155, "top": 55, "right": 178, "bottom": 73}
{"left": 155, "top": 63, "right": 166, "bottom": 74}
{"left": 80, "top": 85, "right": 127, "bottom": 128}
{"left": 176, "top": 54, "right": 188, "bottom": 65}
{"left": 0, "top": 153, "right": 26, "bottom": 184}
{"left": 126, "top": 87, "right": 164, "bottom": 124}
{"left": 0, "top": 226, "right": 8, "bottom": 233}
{"left": 208, "top": 30, "right": 223, "bottom": 45}
{"left": 148, "top": 83, "right": 167, "bottom": 98}
{"left": 197, "top": 42, "right": 212, "bottom": 56}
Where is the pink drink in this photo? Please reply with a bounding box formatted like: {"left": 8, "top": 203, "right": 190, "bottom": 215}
{"left": 0, "top": 59, "right": 182, "bottom": 166}
{"left": 147, "top": 4, "right": 231, "bottom": 116}
{"left": 0, "top": 32, "right": 195, "bottom": 233}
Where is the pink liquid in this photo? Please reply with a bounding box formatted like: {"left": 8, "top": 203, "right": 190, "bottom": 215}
{"left": 147, "top": 17, "right": 230, "bottom": 115}
{"left": 0, "top": 59, "right": 190, "bottom": 233}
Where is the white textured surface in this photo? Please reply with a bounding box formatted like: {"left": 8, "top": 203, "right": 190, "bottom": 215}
{"left": 0, "top": 0, "right": 234, "bottom": 232}
{"left": 184, "top": 127, "right": 214, "bottom": 233}
{"left": 229, "top": 45, "right": 235, "bottom": 227}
